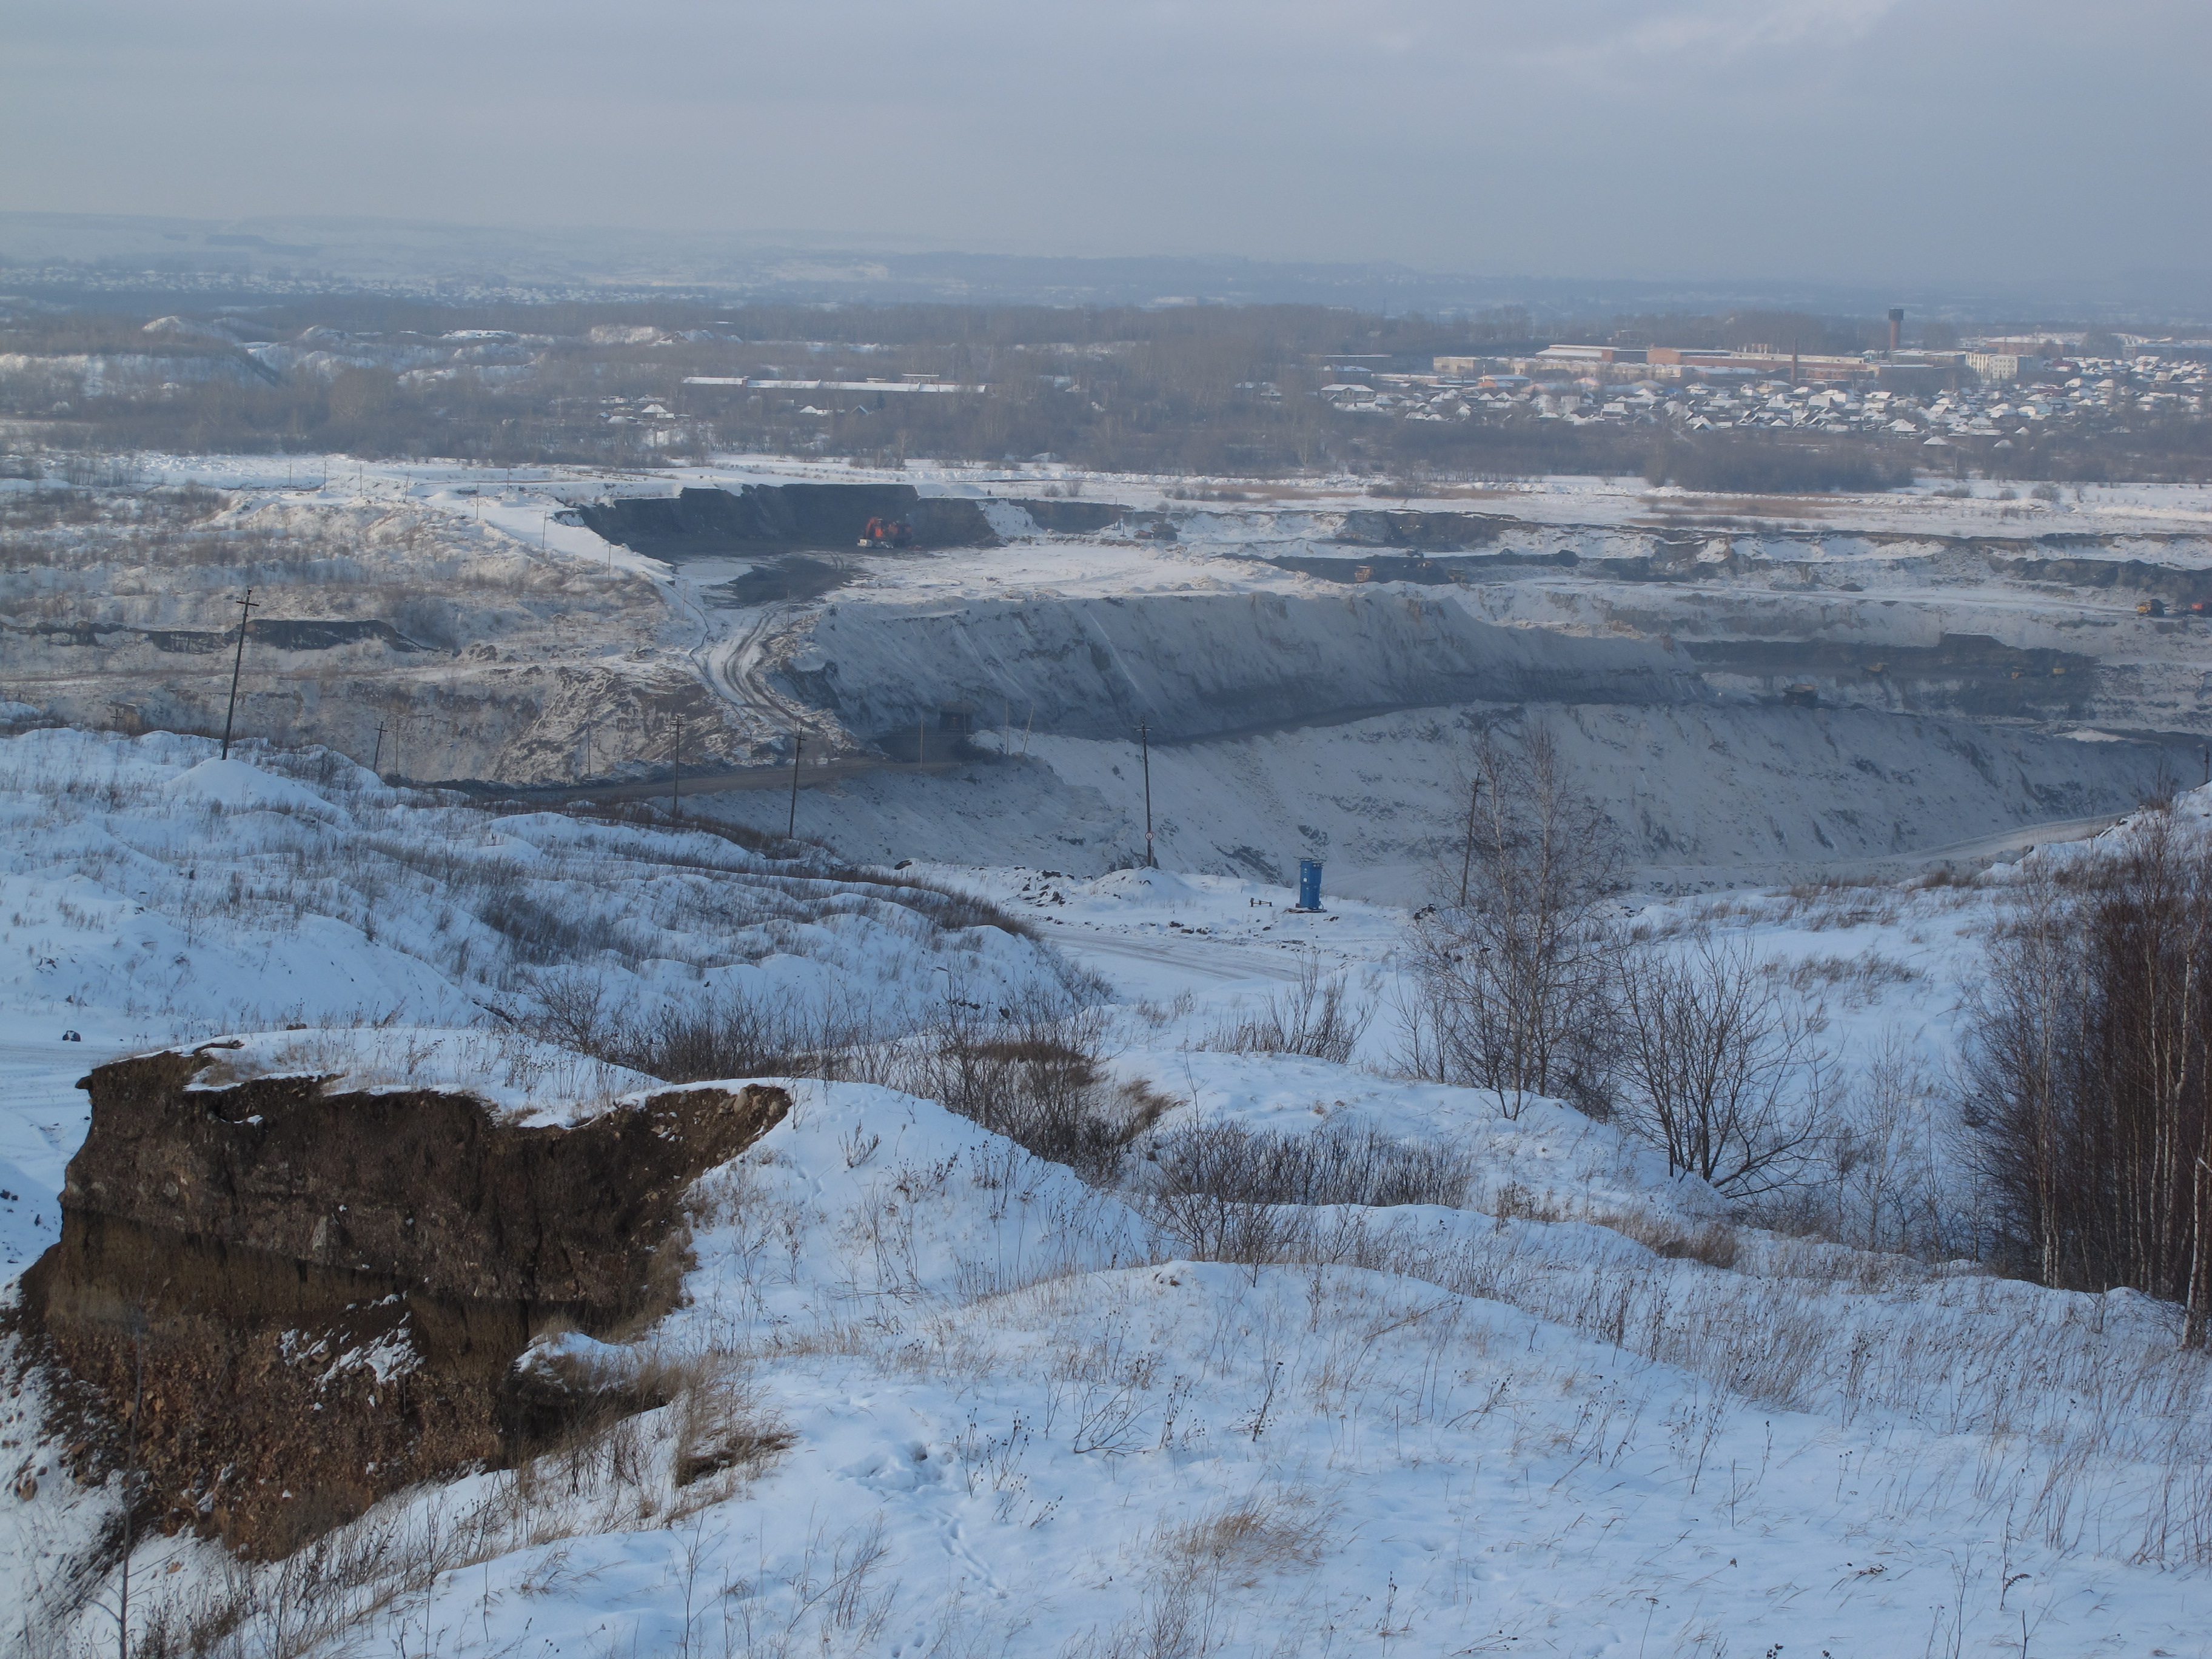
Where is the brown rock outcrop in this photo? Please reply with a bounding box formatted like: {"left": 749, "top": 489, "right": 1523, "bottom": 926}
{"left": 16, "top": 1045, "right": 788, "bottom": 1557}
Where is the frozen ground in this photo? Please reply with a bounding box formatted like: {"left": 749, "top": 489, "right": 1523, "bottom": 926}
{"left": 5, "top": 734, "right": 2212, "bottom": 1655}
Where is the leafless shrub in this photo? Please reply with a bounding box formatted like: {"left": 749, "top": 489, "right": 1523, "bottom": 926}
{"left": 611, "top": 996, "right": 816, "bottom": 1084}
{"left": 1144, "top": 1193, "right": 1317, "bottom": 1270}
{"left": 1612, "top": 937, "right": 1833, "bottom": 1196}
{"left": 523, "top": 967, "right": 621, "bottom": 1053}
{"left": 1199, "top": 955, "right": 1371, "bottom": 1063}
{"left": 1136, "top": 1121, "right": 1471, "bottom": 1270}
{"left": 479, "top": 888, "right": 636, "bottom": 964}
{"left": 1774, "top": 1032, "right": 1962, "bottom": 1257}
{"left": 1401, "top": 727, "right": 1622, "bottom": 1117}
{"left": 1140, "top": 1121, "right": 1473, "bottom": 1210}
{"left": 891, "top": 997, "right": 1166, "bottom": 1183}
{"left": 520, "top": 973, "right": 892, "bottom": 1085}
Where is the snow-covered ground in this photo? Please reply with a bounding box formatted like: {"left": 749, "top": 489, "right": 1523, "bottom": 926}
{"left": 0, "top": 728, "right": 1080, "bottom": 1278}
{"left": 7, "top": 731, "right": 2212, "bottom": 1656}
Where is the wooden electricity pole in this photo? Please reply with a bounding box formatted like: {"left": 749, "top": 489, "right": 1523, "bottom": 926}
{"left": 670, "top": 717, "right": 683, "bottom": 815}
{"left": 370, "top": 721, "right": 385, "bottom": 775}
{"left": 788, "top": 734, "right": 803, "bottom": 839}
{"left": 1459, "top": 777, "right": 1482, "bottom": 908}
{"left": 220, "top": 589, "right": 260, "bottom": 759}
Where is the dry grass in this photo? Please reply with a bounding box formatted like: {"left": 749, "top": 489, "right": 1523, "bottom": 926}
{"left": 671, "top": 1363, "right": 795, "bottom": 1492}
{"left": 1196, "top": 957, "right": 1371, "bottom": 1064}
{"left": 1598, "top": 1207, "right": 1743, "bottom": 1269}
{"left": 1771, "top": 947, "right": 1920, "bottom": 1000}
{"left": 1161, "top": 1493, "right": 1331, "bottom": 1583}
{"left": 1066, "top": 1493, "right": 1335, "bottom": 1659}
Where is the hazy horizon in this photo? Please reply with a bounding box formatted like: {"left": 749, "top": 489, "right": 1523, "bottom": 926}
{"left": 8, "top": 0, "right": 2208, "bottom": 290}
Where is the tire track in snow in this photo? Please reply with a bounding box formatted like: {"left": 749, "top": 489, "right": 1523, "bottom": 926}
{"left": 1047, "top": 929, "right": 1322, "bottom": 988}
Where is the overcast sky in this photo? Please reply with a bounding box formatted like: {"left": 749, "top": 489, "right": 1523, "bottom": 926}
{"left": 6, "top": 0, "right": 2207, "bottom": 284}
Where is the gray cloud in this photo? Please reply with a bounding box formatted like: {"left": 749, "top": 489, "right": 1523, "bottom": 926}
{"left": 4, "top": 0, "right": 2206, "bottom": 284}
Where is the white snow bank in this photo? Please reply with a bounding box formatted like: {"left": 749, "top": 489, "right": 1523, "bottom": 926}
{"left": 1075, "top": 866, "right": 1208, "bottom": 904}
{"left": 680, "top": 1079, "right": 1155, "bottom": 1333}
{"left": 160, "top": 755, "right": 347, "bottom": 817}
{"left": 179, "top": 1026, "right": 661, "bottom": 1124}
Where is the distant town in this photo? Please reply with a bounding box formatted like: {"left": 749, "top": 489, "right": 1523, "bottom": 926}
{"left": 1312, "top": 319, "right": 2210, "bottom": 457}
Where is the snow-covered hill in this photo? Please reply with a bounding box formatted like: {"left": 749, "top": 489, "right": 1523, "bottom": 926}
{"left": 6, "top": 732, "right": 2212, "bottom": 1657}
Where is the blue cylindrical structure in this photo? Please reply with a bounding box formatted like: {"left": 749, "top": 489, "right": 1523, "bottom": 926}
{"left": 1298, "top": 859, "right": 1323, "bottom": 911}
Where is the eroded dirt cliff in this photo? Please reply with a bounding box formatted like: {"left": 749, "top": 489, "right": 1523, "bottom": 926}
{"left": 15, "top": 1046, "right": 788, "bottom": 1557}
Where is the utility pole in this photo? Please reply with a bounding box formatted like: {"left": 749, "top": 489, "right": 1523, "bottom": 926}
{"left": 1458, "top": 777, "right": 1482, "bottom": 908}
{"left": 220, "top": 588, "right": 260, "bottom": 760}
{"left": 788, "top": 733, "right": 803, "bottom": 839}
{"left": 370, "top": 721, "right": 385, "bottom": 774}
{"left": 670, "top": 717, "right": 683, "bottom": 816}
{"left": 917, "top": 712, "right": 927, "bottom": 766}
{"left": 1138, "top": 717, "right": 1156, "bottom": 868}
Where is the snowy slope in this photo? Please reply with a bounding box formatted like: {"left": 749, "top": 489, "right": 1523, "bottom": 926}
{"left": 0, "top": 729, "right": 1084, "bottom": 1284}
{"left": 7, "top": 732, "right": 2212, "bottom": 1652}
{"left": 25, "top": 1071, "right": 2212, "bottom": 1658}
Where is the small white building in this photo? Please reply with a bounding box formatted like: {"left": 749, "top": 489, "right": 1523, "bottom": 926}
{"left": 1968, "top": 354, "right": 2047, "bottom": 383}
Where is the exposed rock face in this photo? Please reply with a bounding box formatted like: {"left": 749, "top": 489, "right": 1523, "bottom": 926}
{"left": 579, "top": 483, "right": 999, "bottom": 558}
{"left": 17, "top": 1048, "right": 788, "bottom": 1557}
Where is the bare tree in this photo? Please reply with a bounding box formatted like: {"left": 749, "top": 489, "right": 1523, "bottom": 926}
{"left": 1825, "top": 1031, "right": 1954, "bottom": 1256}
{"left": 1965, "top": 810, "right": 2212, "bottom": 1342}
{"left": 1611, "top": 938, "right": 1831, "bottom": 1196}
{"left": 1404, "top": 726, "right": 1621, "bottom": 1116}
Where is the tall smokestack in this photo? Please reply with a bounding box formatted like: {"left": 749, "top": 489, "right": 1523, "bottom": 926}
{"left": 1888, "top": 307, "right": 1905, "bottom": 355}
